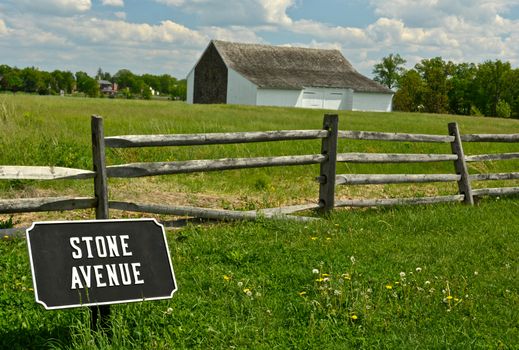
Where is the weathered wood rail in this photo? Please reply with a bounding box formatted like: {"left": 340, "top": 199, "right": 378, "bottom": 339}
{"left": 1, "top": 114, "right": 518, "bottom": 225}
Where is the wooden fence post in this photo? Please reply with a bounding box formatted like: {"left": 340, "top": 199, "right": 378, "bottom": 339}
{"left": 318, "top": 114, "right": 339, "bottom": 213}
{"left": 90, "top": 115, "right": 111, "bottom": 330}
{"left": 448, "top": 122, "right": 474, "bottom": 205}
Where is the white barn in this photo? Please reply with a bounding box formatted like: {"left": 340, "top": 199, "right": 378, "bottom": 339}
{"left": 187, "top": 40, "right": 393, "bottom": 112}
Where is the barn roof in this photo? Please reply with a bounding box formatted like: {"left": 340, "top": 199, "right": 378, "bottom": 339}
{"left": 211, "top": 40, "right": 392, "bottom": 94}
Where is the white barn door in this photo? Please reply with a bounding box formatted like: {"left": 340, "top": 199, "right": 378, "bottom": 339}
{"left": 323, "top": 91, "right": 344, "bottom": 109}
{"left": 301, "top": 88, "right": 349, "bottom": 110}
{"left": 302, "top": 89, "right": 324, "bottom": 108}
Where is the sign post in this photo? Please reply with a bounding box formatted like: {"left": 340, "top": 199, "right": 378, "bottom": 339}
{"left": 26, "top": 219, "right": 177, "bottom": 311}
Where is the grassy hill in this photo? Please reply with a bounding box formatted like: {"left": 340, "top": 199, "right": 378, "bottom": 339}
{"left": 0, "top": 94, "right": 518, "bottom": 348}
{"left": 1, "top": 94, "right": 518, "bottom": 218}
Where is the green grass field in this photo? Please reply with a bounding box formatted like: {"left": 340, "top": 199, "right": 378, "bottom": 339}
{"left": 0, "top": 94, "right": 518, "bottom": 348}
{"left": 1, "top": 200, "right": 518, "bottom": 349}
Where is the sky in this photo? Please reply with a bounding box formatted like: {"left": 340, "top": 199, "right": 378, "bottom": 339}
{"left": 1, "top": 0, "right": 518, "bottom": 80}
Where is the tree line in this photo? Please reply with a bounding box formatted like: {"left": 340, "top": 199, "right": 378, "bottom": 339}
{"left": 0, "top": 65, "right": 187, "bottom": 100}
{"left": 373, "top": 55, "right": 519, "bottom": 118}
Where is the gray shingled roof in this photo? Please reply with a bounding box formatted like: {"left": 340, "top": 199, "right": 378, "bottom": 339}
{"left": 212, "top": 40, "right": 392, "bottom": 94}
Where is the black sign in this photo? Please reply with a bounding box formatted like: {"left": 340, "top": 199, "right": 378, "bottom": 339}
{"left": 26, "top": 219, "right": 177, "bottom": 310}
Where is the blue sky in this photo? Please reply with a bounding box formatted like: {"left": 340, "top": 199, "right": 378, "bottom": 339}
{"left": 1, "top": 0, "right": 518, "bottom": 79}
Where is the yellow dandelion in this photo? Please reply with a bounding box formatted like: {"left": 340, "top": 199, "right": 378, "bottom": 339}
{"left": 310, "top": 236, "right": 318, "bottom": 241}
{"left": 223, "top": 275, "right": 231, "bottom": 281}
{"left": 315, "top": 278, "right": 325, "bottom": 282}
{"left": 351, "top": 314, "right": 358, "bottom": 320}
{"left": 299, "top": 291, "right": 307, "bottom": 296}
{"left": 322, "top": 273, "right": 330, "bottom": 277}
{"left": 446, "top": 295, "right": 453, "bottom": 300}
{"left": 385, "top": 284, "right": 393, "bottom": 290}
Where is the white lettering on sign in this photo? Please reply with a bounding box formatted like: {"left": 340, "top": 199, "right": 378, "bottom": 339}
{"left": 69, "top": 235, "right": 143, "bottom": 290}
{"left": 69, "top": 235, "right": 133, "bottom": 259}
{"left": 70, "top": 263, "right": 144, "bottom": 289}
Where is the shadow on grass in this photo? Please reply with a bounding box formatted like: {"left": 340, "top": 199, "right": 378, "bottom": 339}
{"left": 0, "top": 326, "right": 71, "bottom": 350}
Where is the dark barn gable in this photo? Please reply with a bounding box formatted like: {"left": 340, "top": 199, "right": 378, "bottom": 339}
{"left": 193, "top": 42, "right": 228, "bottom": 104}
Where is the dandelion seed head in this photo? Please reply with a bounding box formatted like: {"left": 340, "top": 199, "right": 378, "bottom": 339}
{"left": 399, "top": 272, "right": 406, "bottom": 278}
{"left": 416, "top": 267, "right": 422, "bottom": 273}
{"left": 312, "top": 268, "right": 319, "bottom": 274}
{"left": 350, "top": 256, "right": 356, "bottom": 264}
{"left": 237, "top": 281, "right": 243, "bottom": 287}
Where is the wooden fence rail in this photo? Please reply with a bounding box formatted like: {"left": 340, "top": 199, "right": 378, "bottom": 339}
{"left": 1, "top": 115, "right": 518, "bottom": 225}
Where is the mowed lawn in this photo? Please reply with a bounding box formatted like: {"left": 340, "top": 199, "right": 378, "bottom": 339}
{"left": 0, "top": 94, "right": 518, "bottom": 348}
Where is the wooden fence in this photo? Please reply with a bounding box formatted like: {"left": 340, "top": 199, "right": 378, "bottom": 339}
{"left": 1, "top": 114, "right": 518, "bottom": 224}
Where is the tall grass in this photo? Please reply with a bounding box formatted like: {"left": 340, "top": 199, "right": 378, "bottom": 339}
{"left": 1, "top": 95, "right": 517, "bottom": 205}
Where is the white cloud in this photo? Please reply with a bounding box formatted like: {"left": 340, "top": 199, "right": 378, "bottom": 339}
{"left": 101, "top": 0, "right": 124, "bottom": 7}
{"left": 45, "top": 18, "right": 207, "bottom": 47}
{"left": 290, "top": 20, "right": 369, "bottom": 47}
{"left": 15, "top": 0, "right": 91, "bottom": 15}
{"left": 154, "top": 0, "right": 295, "bottom": 26}
{"left": 0, "top": 19, "right": 8, "bottom": 35}
{"left": 114, "top": 11, "right": 126, "bottom": 19}
{"left": 155, "top": 0, "right": 184, "bottom": 5}
{"left": 369, "top": 0, "right": 518, "bottom": 27}
{"left": 200, "top": 26, "right": 264, "bottom": 43}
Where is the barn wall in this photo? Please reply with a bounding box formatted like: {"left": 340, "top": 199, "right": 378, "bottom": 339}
{"left": 186, "top": 69, "right": 194, "bottom": 104}
{"left": 227, "top": 69, "right": 257, "bottom": 105}
{"left": 256, "top": 89, "right": 302, "bottom": 107}
{"left": 352, "top": 92, "right": 393, "bottom": 112}
{"left": 193, "top": 43, "right": 228, "bottom": 104}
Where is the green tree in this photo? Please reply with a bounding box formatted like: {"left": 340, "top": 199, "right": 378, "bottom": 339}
{"left": 20, "top": 67, "right": 46, "bottom": 93}
{"left": 0, "top": 66, "right": 23, "bottom": 93}
{"left": 75, "top": 71, "right": 99, "bottom": 97}
{"left": 95, "top": 68, "right": 112, "bottom": 82}
{"left": 171, "top": 79, "right": 187, "bottom": 100}
{"left": 448, "top": 63, "right": 477, "bottom": 115}
{"left": 474, "top": 60, "right": 512, "bottom": 117}
{"left": 392, "top": 69, "right": 424, "bottom": 112}
{"left": 372, "top": 53, "right": 407, "bottom": 90}
{"left": 415, "top": 57, "right": 451, "bottom": 114}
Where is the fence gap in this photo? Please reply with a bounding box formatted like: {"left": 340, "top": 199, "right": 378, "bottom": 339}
{"left": 448, "top": 122, "right": 474, "bottom": 205}
{"left": 318, "top": 114, "right": 339, "bottom": 213}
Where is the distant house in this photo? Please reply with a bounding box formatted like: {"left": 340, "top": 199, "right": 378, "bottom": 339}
{"left": 98, "top": 80, "right": 118, "bottom": 96}
{"left": 186, "top": 40, "right": 393, "bottom": 112}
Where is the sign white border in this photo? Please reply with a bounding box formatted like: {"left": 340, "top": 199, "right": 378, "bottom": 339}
{"left": 26, "top": 218, "right": 178, "bottom": 310}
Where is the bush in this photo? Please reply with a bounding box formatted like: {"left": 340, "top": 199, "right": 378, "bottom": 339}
{"left": 496, "top": 100, "right": 511, "bottom": 118}
{"left": 470, "top": 105, "right": 483, "bottom": 116}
